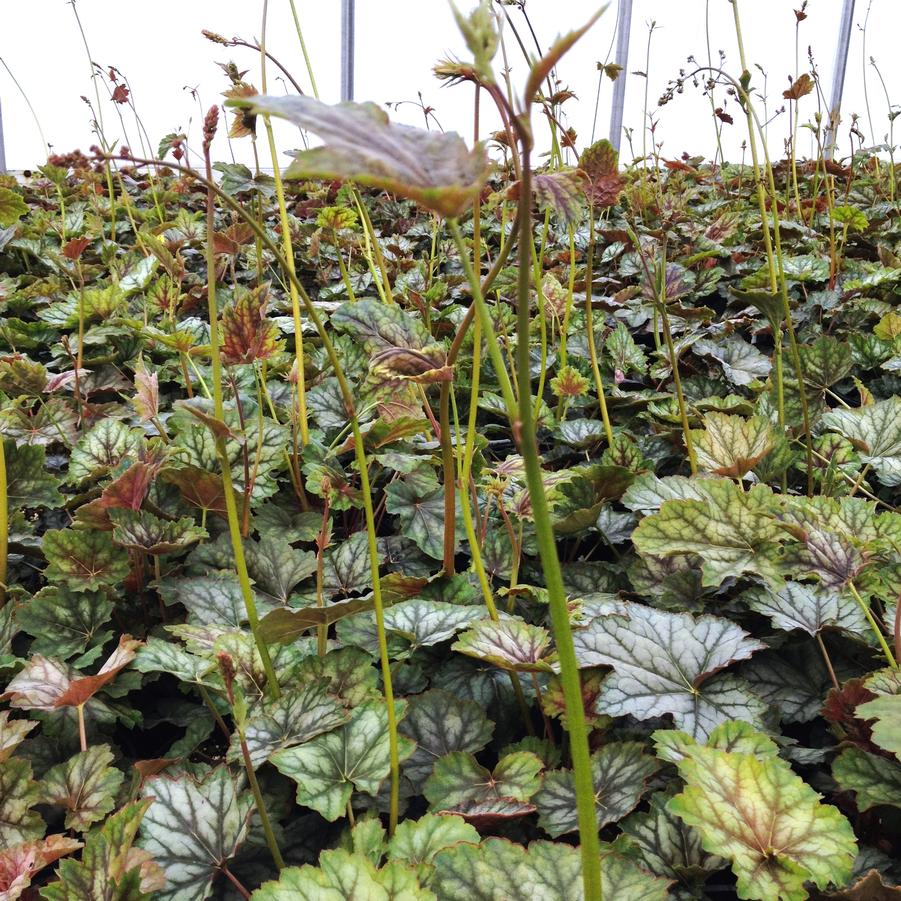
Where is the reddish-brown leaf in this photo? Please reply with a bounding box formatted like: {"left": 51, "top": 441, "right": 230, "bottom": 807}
{"left": 220, "top": 285, "right": 283, "bottom": 365}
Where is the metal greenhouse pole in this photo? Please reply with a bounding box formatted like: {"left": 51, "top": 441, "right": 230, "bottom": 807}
{"left": 608, "top": 0, "right": 633, "bottom": 153}
{"left": 824, "top": 0, "right": 856, "bottom": 156}
{"left": 341, "top": 0, "right": 355, "bottom": 102}
{"left": 0, "top": 99, "right": 6, "bottom": 174}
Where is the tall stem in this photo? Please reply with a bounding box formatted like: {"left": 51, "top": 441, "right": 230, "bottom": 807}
{"left": 513, "top": 126, "right": 602, "bottom": 901}
{"left": 0, "top": 440, "right": 7, "bottom": 608}
{"left": 203, "top": 125, "right": 280, "bottom": 700}
{"left": 261, "top": 1, "right": 309, "bottom": 448}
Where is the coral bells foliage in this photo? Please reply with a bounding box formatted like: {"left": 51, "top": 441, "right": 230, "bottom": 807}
{"left": 3, "top": 5, "right": 901, "bottom": 901}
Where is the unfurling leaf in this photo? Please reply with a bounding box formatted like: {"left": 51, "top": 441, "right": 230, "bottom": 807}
{"left": 230, "top": 95, "right": 489, "bottom": 217}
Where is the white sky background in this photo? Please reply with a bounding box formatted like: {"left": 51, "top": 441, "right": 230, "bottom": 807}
{"left": 0, "top": 1, "right": 899, "bottom": 171}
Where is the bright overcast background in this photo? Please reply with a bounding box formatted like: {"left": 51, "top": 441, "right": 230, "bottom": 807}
{"left": 0, "top": 1, "right": 898, "bottom": 171}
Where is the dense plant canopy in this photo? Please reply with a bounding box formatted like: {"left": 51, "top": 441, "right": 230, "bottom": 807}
{"left": 1, "top": 2, "right": 901, "bottom": 900}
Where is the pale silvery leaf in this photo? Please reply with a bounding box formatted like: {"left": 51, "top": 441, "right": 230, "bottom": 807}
{"left": 139, "top": 766, "right": 252, "bottom": 901}
{"left": 694, "top": 336, "right": 771, "bottom": 386}
{"left": 743, "top": 581, "right": 869, "bottom": 638}
{"left": 573, "top": 602, "right": 766, "bottom": 738}
{"left": 821, "top": 397, "right": 901, "bottom": 486}
{"left": 229, "top": 681, "right": 349, "bottom": 768}
{"left": 383, "top": 600, "right": 483, "bottom": 651}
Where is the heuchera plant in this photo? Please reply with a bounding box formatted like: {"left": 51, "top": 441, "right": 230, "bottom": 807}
{"left": 0, "top": 1, "right": 900, "bottom": 899}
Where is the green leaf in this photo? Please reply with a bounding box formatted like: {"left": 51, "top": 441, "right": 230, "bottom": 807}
{"left": 133, "top": 638, "right": 213, "bottom": 685}
{"left": 669, "top": 741, "right": 857, "bottom": 900}
{"left": 534, "top": 742, "right": 658, "bottom": 837}
{"left": 743, "top": 581, "right": 869, "bottom": 637}
{"left": 652, "top": 719, "right": 780, "bottom": 765}
{"left": 802, "top": 337, "right": 853, "bottom": 391}
{"left": 258, "top": 598, "right": 376, "bottom": 644}
{"left": 691, "top": 413, "right": 773, "bottom": 478}
{"left": 42, "top": 799, "right": 154, "bottom": 901}
{"left": 857, "top": 695, "right": 901, "bottom": 759}
{"left": 43, "top": 529, "right": 131, "bottom": 592}
{"left": 232, "top": 95, "right": 488, "bottom": 217}
{"left": 0, "top": 711, "right": 36, "bottom": 763}
{"left": 385, "top": 473, "right": 454, "bottom": 561}
{"left": 388, "top": 813, "right": 480, "bottom": 878}
{"left": 0, "top": 187, "right": 28, "bottom": 227}
{"left": 430, "top": 838, "right": 671, "bottom": 901}
{"left": 139, "top": 766, "right": 251, "bottom": 901}
{"left": 41, "top": 745, "right": 124, "bottom": 832}
{"left": 384, "top": 600, "right": 483, "bottom": 651}
{"left": 452, "top": 618, "right": 555, "bottom": 673}
{"left": 323, "top": 531, "right": 378, "bottom": 596}
{"left": 16, "top": 586, "right": 113, "bottom": 659}
{"left": 67, "top": 419, "right": 143, "bottom": 485}
{"left": 821, "top": 397, "right": 901, "bottom": 485}
{"left": 110, "top": 509, "right": 206, "bottom": 555}
{"left": 617, "top": 790, "right": 727, "bottom": 893}
{"left": 399, "top": 689, "right": 494, "bottom": 790}
{"left": 272, "top": 700, "right": 415, "bottom": 821}
{"left": 833, "top": 746, "right": 901, "bottom": 811}
{"left": 0, "top": 759, "right": 43, "bottom": 846}
{"left": 293, "top": 646, "right": 379, "bottom": 707}
{"left": 423, "top": 751, "right": 542, "bottom": 816}
{"left": 632, "top": 480, "right": 785, "bottom": 587}
{"left": 229, "top": 681, "right": 349, "bottom": 767}
{"left": 4, "top": 441, "right": 63, "bottom": 510}
{"left": 253, "top": 847, "right": 435, "bottom": 901}
{"left": 573, "top": 602, "right": 766, "bottom": 738}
